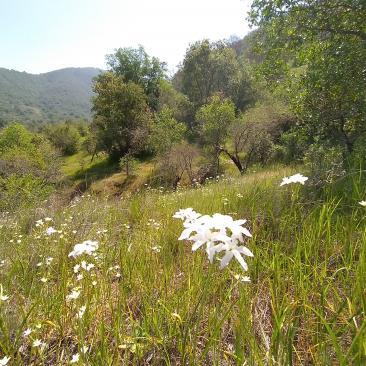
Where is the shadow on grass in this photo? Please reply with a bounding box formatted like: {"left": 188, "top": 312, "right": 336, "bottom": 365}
{"left": 73, "top": 159, "right": 119, "bottom": 182}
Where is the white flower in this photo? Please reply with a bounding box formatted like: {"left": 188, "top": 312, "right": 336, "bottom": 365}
{"left": 77, "top": 305, "right": 86, "bottom": 319}
{"left": 45, "top": 257, "right": 53, "bottom": 265}
{"left": 0, "top": 294, "right": 9, "bottom": 301}
{"left": 151, "top": 246, "right": 161, "bottom": 253}
{"left": 81, "top": 346, "right": 89, "bottom": 353}
{"left": 173, "top": 208, "right": 201, "bottom": 222}
{"left": 32, "top": 339, "right": 42, "bottom": 347}
{"left": 23, "top": 328, "right": 32, "bottom": 337}
{"left": 70, "top": 353, "right": 79, "bottom": 363}
{"left": 234, "top": 274, "right": 251, "bottom": 283}
{"left": 66, "top": 289, "right": 81, "bottom": 301}
{"left": 280, "top": 173, "right": 308, "bottom": 186}
{"left": 35, "top": 219, "right": 44, "bottom": 227}
{"left": 0, "top": 356, "right": 10, "bottom": 365}
{"left": 73, "top": 264, "right": 80, "bottom": 273}
{"left": 76, "top": 274, "right": 83, "bottom": 281}
{"left": 44, "top": 217, "right": 53, "bottom": 222}
{"left": 68, "top": 241, "right": 99, "bottom": 258}
{"left": 45, "top": 227, "right": 57, "bottom": 235}
{"left": 40, "top": 277, "right": 48, "bottom": 283}
{"left": 176, "top": 209, "right": 253, "bottom": 271}
{"left": 359, "top": 201, "right": 366, "bottom": 207}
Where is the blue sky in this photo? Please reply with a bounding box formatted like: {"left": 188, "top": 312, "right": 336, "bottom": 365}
{"left": 0, "top": 0, "right": 252, "bottom": 74}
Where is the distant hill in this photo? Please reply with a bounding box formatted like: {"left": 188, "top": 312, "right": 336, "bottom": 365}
{"left": 0, "top": 67, "right": 102, "bottom": 126}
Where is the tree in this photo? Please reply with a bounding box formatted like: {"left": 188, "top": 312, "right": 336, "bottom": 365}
{"left": 42, "top": 122, "right": 81, "bottom": 156}
{"left": 220, "top": 102, "right": 294, "bottom": 174}
{"left": 0, "top": 123, "right": 59, "bottom": 210}
{"left": 249, "top": 0, "right": 366, "bottom": 154}
{"left": 106, "top": 46, "right": 166, "bottom": 110}
{"left": 195, "top": 95, "right": 236, "bottom": 173}
{"left": 91, "top": 72, "right": 152, "bottom": 161}
{"left": 178, "top": 40, "right": 256, "bottom": 113}
{"left": 149, "top": 107, "right": 186, "bottom": 155}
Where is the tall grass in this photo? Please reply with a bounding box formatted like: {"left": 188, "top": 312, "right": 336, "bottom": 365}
{"left": 0, "top": 167, "right": 365, "bottom": 365}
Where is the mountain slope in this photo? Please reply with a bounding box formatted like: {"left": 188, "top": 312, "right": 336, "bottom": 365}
{"left": 0, "top": 67, "right": 102, "bottom": 126}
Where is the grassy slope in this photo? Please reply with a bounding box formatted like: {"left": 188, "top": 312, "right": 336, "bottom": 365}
{"left": 0, "top": 167, "right": 365, "bottom": 364}
{"left": 61, "top": 151, "right": 155, "bottom": 196}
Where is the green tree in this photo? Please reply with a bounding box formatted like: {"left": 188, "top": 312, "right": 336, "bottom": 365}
{"left": 195, "top": 95, "right": 236, "bottom": 173}
{"left": 106, "top": 46, "right": 166, "bottom": 110}
{"left": 178, "top": 40, "right": 256, "bottom": 114}
{"left": 91, "top": 72, "right": 152, "bottom": 161}
{"left": 43, "top": 122, "right": 81, "bottom": 156}
{"left": 0, "top": 123, "right": 59, "bottom": 210}
{"left": 249, "top": 0, "right": 366, "bottom": 154}
{"left": 149, "top": 107, "right": 186, "bottom": 155}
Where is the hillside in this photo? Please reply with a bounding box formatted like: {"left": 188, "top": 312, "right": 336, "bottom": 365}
{"left": 0, "top": 67, "right": 102, "bottom": 126}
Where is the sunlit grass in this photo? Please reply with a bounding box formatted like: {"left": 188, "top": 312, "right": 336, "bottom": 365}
{"left": 0, "top": 167, "right": 365, "bottom": 364}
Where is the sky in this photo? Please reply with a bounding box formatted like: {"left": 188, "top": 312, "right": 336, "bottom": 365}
{"left": 0, "top": 0, "right": 253, "bottom": 75}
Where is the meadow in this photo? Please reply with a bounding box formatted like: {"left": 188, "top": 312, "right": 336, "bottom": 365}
{"left": 0, "top": 166, "right": 365, "bottom": 365}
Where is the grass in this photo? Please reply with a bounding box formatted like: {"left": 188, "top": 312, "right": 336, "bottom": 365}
{"left": 0, "top": 167, "right": 365, "bottom": 365}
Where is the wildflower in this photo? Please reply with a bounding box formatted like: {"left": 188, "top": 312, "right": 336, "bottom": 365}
{"left": 175, "top": 209, "right": 253, "bottom": 271}
{"left": 44, "top": 217, "right": 53, "bottom": 222}
{"left": 45, "top": 257, "right": 53, "bottom": 265}
{"left": 68, "top": 240, "right": 99, "bottom": 258}
{"left": 234, "top": 274, "right": 251, "bottom": 283}
{"left": 77, "top": 305, "right": 86, "bottom": 319}
{"left": 280, "top": 173, "right": 308, "bottom": 186}
{"left": 40, "top": 277, "right": 48, "bottom": 283}
{"left": 173, "top": 208, "right": 201, "bottom": 222}
{"left": 32, "top": 339, "right": 42, "bottom": 347}
{"left": 74, "top": 264, "right": 80, "bottom": 273}
{"left": 66, "top": 289, "right": 81, "bottom": 301}
{"left": 45, "top": 227, "right": 57, "bottom": 235}
{"left": 359, "top": 201, "right": 366, "bottom": 207}
{"left": 23, "top": 328, "right": 32, "bottom": 337}
{"left": 0, "top": 356, "right": 10, "bottom": 365}
{"left": 151, "top": 246, "right": 161, "bottom": 253}
{"left": 81, "top": 346, "right": 89, "bottom": 353}
{"left": 70, "top": 353, "right": 79, "bottom": 363}
{"left": 0, "top": 294, "right": 9, "bottom": 301}
{"left": 76, "top": 274, "right": 83, "bottom": 281}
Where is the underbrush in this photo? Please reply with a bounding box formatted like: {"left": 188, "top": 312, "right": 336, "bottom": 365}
{"left": 0, "top": 167, "right": 365, "bottom": 365}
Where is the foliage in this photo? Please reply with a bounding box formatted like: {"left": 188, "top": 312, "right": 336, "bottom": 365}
{"left": 177, "top": 40, "right": 256, "bottom": 113}
{"left": 195, "top": 95, "right": 236, "bottom": 172}
{"left": 149, "top": 107, "right": 186, "bottom": 155}
{"left": 157, "top": 80, "right": 194, "bottom": 127}
{"left": 153, "top": 142, "right": 199, "bottom": 188}
{"left": 91, "top": 73, "right": 152, "bottom": 161}
{"left": 249, "top": 0, "right": 366, "bottom": 153}
{"left": 42, "top": 121, "right": 81, "bottom": 156}
{"left": 106, "top": 46, "right": 166, "bottom": 110}
{"left": 119, "top": 153, "right": 138, "bottom": 176}
{"left": 304, "top": 144, "right": 346, "bottom": 187}
{"left": 0, "top": 123, "right": 59, "bottom": 211}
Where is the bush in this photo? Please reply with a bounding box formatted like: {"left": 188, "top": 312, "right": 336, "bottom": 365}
{"left": 304, "top": 144, "right": 346, "bottom": 187}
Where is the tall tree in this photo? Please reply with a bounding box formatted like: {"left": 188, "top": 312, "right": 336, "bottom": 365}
{"left": 249, "top": 0, "right": 366, "bottom": 153}
{"left": 178, "top": 40, "right": 255, "bottom": 112}
{"left": 91, "top": 72, "right": 152, "bottom": 161}
{"left": 106, "top": 46, "right": 166, "bottom": 110}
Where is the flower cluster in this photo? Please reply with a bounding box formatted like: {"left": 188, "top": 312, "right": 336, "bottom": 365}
{"left": 174, "top": 208, "right": 253, "bottom": 271}
{"left": 280, "top": 173, "right": 308, "bottom": 186}
{"left": 68, "top": 240, "right": 99, "bottom": 258}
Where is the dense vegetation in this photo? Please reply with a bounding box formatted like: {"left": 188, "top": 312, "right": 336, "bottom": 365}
{"left": 0, "top": 1, "right": 365, "bottom": 364}
{"left": 0, "top": 67, "right": 101, "bottom": 127}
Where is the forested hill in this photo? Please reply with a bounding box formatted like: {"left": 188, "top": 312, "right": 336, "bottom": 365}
{"left": 0, "top": 67, "right": 102, "bottom": 126}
